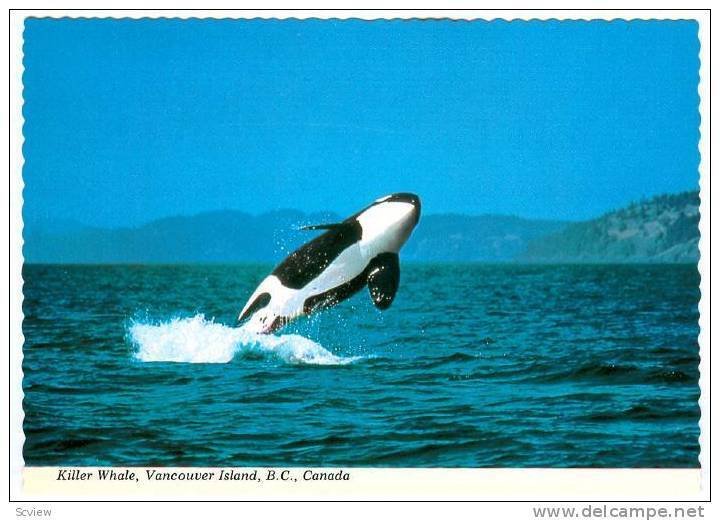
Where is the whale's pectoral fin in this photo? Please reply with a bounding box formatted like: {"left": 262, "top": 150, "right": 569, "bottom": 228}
{"left": 367, "top": 253, "right": 400, "bottom": 310}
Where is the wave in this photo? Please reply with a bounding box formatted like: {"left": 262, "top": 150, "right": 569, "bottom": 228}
{"left": 128, "top": 314, "right": 360, "bottom": 366}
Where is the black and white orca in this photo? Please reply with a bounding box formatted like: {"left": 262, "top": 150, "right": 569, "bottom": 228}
{"left": 238, "top": 193, "right": 421, "bottom": 334}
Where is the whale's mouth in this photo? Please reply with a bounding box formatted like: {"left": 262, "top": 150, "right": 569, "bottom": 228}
{"left": 350, "top": 193, "right": 421, "bottom": 228}
{"left": 385, "top": 193, "right": 421, "bottom": 224}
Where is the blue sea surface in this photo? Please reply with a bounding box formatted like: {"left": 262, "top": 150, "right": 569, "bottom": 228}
{"left": 22, "top": 264, "right": 700, "bottom": 467}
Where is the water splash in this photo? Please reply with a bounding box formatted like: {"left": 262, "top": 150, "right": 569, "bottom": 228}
{"left": 128, "top": 314, "right": 360, "bottom": 366}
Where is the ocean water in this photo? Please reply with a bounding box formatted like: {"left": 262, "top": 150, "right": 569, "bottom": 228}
{"left": 22, "top": 264, "right": 700, "bottom": 467}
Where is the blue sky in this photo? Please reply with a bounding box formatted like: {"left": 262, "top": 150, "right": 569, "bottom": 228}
{"left": 23, "top": 18, "right": 699, "bottom": 228}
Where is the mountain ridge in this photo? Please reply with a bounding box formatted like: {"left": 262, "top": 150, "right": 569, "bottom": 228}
{"left": 24, "top": 191, "right": 699, "bottom": 264}
{"left": 521, "top": 191, "right": 699, "bottom": 263}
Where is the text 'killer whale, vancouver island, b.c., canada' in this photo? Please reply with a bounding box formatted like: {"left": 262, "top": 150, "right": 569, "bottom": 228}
{"left": 238, "top": 193, "right": 421, "bottom": 334}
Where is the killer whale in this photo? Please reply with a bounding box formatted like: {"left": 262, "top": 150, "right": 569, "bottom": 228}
{"left": 238, "top": 193, "right": 421, "bottom": 334}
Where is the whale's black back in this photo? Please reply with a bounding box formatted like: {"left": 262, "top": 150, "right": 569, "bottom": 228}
{"left": 272, "top": 220, "right": 363, "bottom": 289}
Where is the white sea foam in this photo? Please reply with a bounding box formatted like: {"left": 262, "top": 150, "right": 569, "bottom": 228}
{"left": 128, "top": 314, "right": 359, "bottom": 366}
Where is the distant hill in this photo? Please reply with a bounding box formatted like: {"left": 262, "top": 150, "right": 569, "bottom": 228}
{"left": 23, "top": 211, "right": 567, "bottom": 264}
{"left": 23, "top": 191, "right": 700, "bottom": 264}
{"left": 23, "top": 210, "right": 341, "bottom": 264}
{"left": 522, "top": 191, "right": 700, "bottom": 263}
{"left": 402, "top": 214, "right": 567, "bottom": 262}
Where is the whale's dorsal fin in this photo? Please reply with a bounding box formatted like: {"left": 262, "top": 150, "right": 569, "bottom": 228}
{"left": 299, "top": 223, "right": 346, "bottom": 232}
{"left": 367, "top": 253, "right": 400, "bottom": 310}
